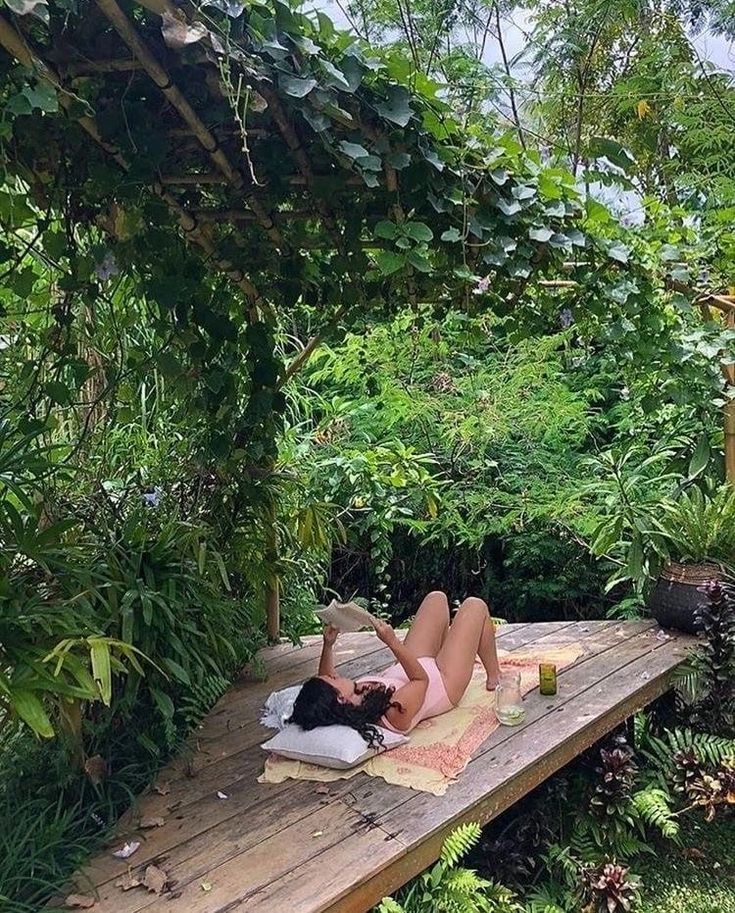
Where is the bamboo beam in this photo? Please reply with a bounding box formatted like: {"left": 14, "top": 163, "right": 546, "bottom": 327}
{"left": 161, "top": 172, "right": 362, "bottom": 187}
{"left": 166, "top": 125, "right": 269, "bottom": 139}
{"left": 95, "top": 0, "right": 285, "bottom": 250}
{"left": 694, "top": 293, "right": 735, "bottom": 322}
{"left": 65, "top": 57, "right": 143, "bottom": 74}
{"left": 193, "top": 207, "right": 313, "bottom": 222}
{"left": 159, "top": 172, "right": 227, "bottom": 185}
{"left": 0, "top": 13, "right": 265, "bottom": 311}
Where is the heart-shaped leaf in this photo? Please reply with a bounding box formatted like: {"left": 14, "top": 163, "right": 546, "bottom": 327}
{"left": 4, "top": 0, "right": 48, "bottom": 22}
{"left": 497, "top": 198, "right": 521, "bottom": 217}
{"left": 161, "top": 10, "right": 208, "bottom": 49}
{"left": 374, "top": 220, "right": 397, "bottom": 240}
{"left": 607, "top": 242, "right": 630, "bottom": 263}
{"left": 339, "top": 141, "right": 370, "bottom": 159}
{"left": 403, "top": 222, "right": 433, "bottom": 242}
{"left": 529, "top": 227, "right": 553, "bottom": 243}
{"left": 387, "top": 152, "right": 411, "bottom": 170}
{"left": 280, "top": 75, "right": 317, "bottom": 98}
{"left": 201, "top": 0, "right": 246, "bottom": 15}
{"left": 374, "top": 250, "right": 405, "bottom": 275}
{"left": 376, "top": 86, "right": 413, "bottom": 126}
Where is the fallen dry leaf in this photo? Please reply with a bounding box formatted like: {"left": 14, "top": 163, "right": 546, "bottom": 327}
{"left": 65, "top": 895, "right": 96, "bottom": 909}
{"left": 140, "top": 816, "right": 165, "bottom": 829}
{"left": 315, "top": 786, "right": 330, "bottom": 795}
{"left": 161, "top": 9, "right": 208, "bottom": 50}
{"left": 201, "top": 882, "right": 212, "bottom": 893}
{"left": 114, "top": 873, "right": 141, "bottom": 892}
{"left": 143, "top": 864, "right": 168, "bottom": 895}
{"left": 84, "top": 755, "right": 107, "bottom": 787}
{"left": 153, "top": 782, "right": 170, "bottom": 796}
{"left": 684, "top": 847, "right": 705, "bottom": 860}
{"left": 112, "top": 841, "right": 141, "bottom": 859}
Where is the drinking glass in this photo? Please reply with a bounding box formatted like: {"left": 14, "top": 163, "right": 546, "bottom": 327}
{"left": 495, "top": 670, "right": 525, "bottom": 726}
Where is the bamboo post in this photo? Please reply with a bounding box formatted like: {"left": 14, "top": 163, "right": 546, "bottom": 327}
{"left": 264, "top": 489, "right": 280, "bottom": 641}
{"left": 724, "top": 309, "right": 735, "bottom": 484}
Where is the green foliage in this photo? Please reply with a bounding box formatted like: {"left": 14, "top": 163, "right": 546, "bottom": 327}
{"left": 660, "top": 486, "right": 735, "bottom": 566}
{"left": 586, "top": 444, "right": 735, "bottom": 600}
{"left": 375, "top": 823, "right": 524, "bottom": 913}
{"left": 287, "top": 312, "right": 616, "bottom": 617}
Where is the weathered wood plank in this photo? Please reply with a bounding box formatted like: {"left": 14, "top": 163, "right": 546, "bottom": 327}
{"left": 125, "top": 625, "right": 538, "bottom": 818}
{"left": 341, "top": 619, "right": 652, "bottom": 820}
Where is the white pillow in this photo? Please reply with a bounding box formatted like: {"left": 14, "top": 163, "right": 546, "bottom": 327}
{"left": 260, "top": 684, "right": 302, "bottom": 730}
{"left": 261, "top": 723, "right": 408, "bottom": 770}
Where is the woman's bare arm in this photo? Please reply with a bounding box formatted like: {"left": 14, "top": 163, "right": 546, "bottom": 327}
{"left": 317, "top": 625, "right": 339, "bottom": 676}
{"left": 372, "top": 619, "right": 429, "bottom": 683}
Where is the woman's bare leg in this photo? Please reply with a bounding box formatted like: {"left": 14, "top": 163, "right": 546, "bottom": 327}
{"left": 402, "top": 591, "right": 450, "bottom": 658}
{"left": 436, "top": 597, "right": 500, "bottom": 704}
{"left": 478, "top": 615, "right": 501, "bottom": 691}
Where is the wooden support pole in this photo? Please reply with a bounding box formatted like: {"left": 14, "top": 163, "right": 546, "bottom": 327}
{"left": 159, "top": 173, "right": 227, "bottom": 185}
{"left": 724, "top": 311, "right": 735, "bottom": 485}
{"left": 264, "top": 489, "right": 280, "bottom": 641}
{"left": 65, "top": 58, "right": 143, "bottom": 75}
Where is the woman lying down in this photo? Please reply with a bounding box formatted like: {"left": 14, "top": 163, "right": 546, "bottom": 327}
{"left": 289, "top": 591, "right": 501, "bottom": 746}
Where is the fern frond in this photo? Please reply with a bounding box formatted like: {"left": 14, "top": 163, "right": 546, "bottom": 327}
{"left": 672, "top": 661, "right": 706, "bottom": 704}
{"left": 632, "top": 787, "right": 680, "bottom": 839}
{"left": 376, "top": 899, "right": 405, "bottom": 913}
{"left": 668, "top": 728, "right": 735, "bottom": 766}
{"left": 440, "top": 822, "right": 482, "bottom": 867}
{"left": 526, "top": 879, "right": 573, "bottom": 913}
{"left": 443, "top": 867, "right": 489, "bottom": 892}
{"left": 545, "top": 843, "right": 581, "bottom": 887}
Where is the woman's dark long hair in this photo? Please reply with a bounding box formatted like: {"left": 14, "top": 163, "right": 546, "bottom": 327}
{"left": 288, "top": 678, "right": 398, "bottom": 747}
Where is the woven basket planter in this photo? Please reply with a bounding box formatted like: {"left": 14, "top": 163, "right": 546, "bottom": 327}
{"left": 648, "top": 561, "right": 721, "bottom": 634}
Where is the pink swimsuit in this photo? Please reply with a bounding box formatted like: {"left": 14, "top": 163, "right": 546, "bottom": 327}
{"left": 356, "top": 657, "right": 453, "bottom": 733}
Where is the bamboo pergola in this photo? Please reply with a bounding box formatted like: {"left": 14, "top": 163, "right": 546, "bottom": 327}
{"left": 0, "top": 1, "right": 729, "bottom": 635}
{"left": 0, "top": 0, "right": 598, "bottom": 636}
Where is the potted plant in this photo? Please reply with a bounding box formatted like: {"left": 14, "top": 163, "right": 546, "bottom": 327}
{"left": 587, "top": 444, "right": 735, "bottom": 633}
{"left": 647, "top": 485, "right": 735, "bottom": 633}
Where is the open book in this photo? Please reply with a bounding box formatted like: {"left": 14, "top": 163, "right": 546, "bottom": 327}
{"left": 314, "top": 599, "right": 376, "bottom": 633}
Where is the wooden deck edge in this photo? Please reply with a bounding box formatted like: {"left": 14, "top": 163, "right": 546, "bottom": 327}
{"left": 321, "top": 659, "right": 682, "bottom": 913}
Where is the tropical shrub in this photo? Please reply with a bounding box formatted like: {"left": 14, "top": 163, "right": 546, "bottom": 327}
{"left": 375, "top": 823, "right": 523, "bottom": 913}
{"left": 287, "top": 314, "right": 616, "bottom": 620}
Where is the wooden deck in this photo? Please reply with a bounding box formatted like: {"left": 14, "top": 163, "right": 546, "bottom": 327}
{"left": 66, "top": 620, "right": 694, "bottom": 913}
